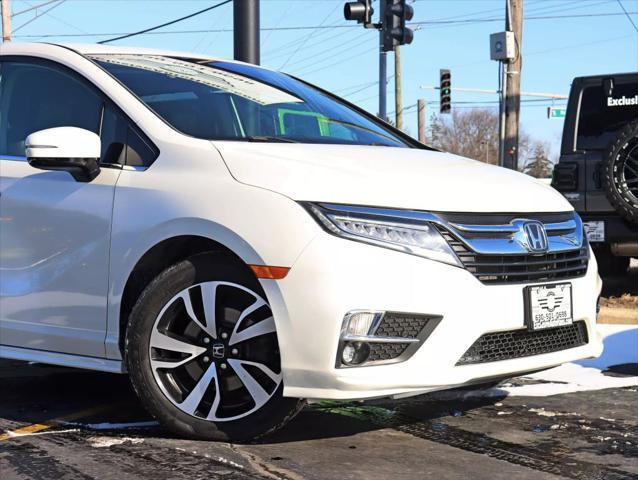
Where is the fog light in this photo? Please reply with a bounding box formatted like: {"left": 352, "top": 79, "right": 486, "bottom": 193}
{"left": 341, "top": 341, "right": 370, "bottom": 366}
{"left": 343, "top": 311, "right": 383, "bottom": 337}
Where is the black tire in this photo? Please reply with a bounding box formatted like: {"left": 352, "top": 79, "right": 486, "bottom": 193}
{"left": 594, "top": 246, "right": 630, "bottom": 277}
{"left": 602, "top": 120, "right": 638, "bottom": 225}
{"left": 125, "top": 252, "right": 305, "bottom": 442}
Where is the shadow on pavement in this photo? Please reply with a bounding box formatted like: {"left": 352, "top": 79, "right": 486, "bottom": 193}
{"left": 0, "top": 359, "right": 504, "bottom": 444}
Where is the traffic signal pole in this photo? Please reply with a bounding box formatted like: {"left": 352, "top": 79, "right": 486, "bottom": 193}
{"left": 499, "top": 61, "right": 508, "bottom": 167}
{"left": 395, "top": 46, "right": 403, "bottom": 129}
{"left": 417, "top": 99, "right": 426, "bottom": 143}
{"left": 345, "top": 1, "right": 413, "bottom": 122}
{"left": 234, "top": 0, "right": 260, "bottom": 65}
{"left": 378, "top": 0, "right": 388, "bottom": 121}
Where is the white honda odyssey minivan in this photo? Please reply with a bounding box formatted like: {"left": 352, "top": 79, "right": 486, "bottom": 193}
{"left": 0, "top": 43, "right": 602, "bottom": 441}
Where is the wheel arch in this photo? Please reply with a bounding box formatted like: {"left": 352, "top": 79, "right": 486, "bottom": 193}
{"left": 116, "top": 235, "right": 252, "bottom": 357}
{"left": 106, "top": 212, "right": 312, "bottom": 362}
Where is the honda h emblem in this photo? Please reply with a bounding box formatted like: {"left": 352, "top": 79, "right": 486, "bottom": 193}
{"left": 212, "top": 343, "right": 225, "bottom": 359}
{"left": 522, "top": 221, "right": 548, "bottom": 253}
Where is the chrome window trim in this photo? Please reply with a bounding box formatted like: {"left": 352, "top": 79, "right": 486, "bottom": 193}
{"left": 121, "top": 164, "right": 148, "bottom": 172}
{"left": 1, "top": 157, "right": 148, "bottom": 173}
{"left": 0, "top": 155, "right": 27, "bottom": 162}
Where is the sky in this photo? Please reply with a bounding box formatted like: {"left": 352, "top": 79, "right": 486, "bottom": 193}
{"left": 8, "top": 0, "right": 638, "bottom": 159}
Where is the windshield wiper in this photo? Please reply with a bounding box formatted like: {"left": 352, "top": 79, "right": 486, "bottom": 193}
{"left": 244, "top": 136, "right": 299, "bottom": 143}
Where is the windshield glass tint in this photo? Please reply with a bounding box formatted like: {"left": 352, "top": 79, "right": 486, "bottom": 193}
{"left": 92, "top": 55, "right": 409, "bottom": 147}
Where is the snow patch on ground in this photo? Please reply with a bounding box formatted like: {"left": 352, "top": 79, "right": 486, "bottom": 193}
{"left": 464, "top": 324, "right": 638, "bottom": 398}
{"left": 71, "top": 420, "right": 159, "bottom": 430}
{"left": 87, "top": 436, "right": 144, "bottom": 448}
{"left": 7, "top": 428, "right": 79, "bottom": 438}
{"left": 500, "top": 324, "right": 637, "bottom": 397}
{"left": 577, "top": 324, "right": 638, "bottom": 370}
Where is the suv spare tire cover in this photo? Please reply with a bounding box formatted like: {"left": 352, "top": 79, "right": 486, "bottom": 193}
{"left": 602, "top": 120, "right": 638, "bottom": 225}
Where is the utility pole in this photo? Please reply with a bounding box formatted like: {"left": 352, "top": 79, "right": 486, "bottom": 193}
{"left": 499, "top": 61, "right": 507, "bottom": 167}
{"left": 1, "top": 0, "right": 11, "bottom": 42}
{"left": 378, "top": 0, "right": 387, "bottom": 121}
{"left": 417, "top": 99, "right": 426, "bottom": 143}
{"left": 395, "top": 46, "right": 402, "bottom": 130}
{"left": 233, "top": 0, "right": 260, "bottom": 65}
{"left": 504, "top": 0, "right": 523, "bottom": 170}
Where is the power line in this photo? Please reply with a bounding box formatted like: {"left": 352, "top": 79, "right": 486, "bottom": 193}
{"left": 21, "top": 0, "right": 87, "bottom": 34}
{"left": 279, "top": 3, "right": 339, "bottom": 69}
{"left": 411, "top": 10, "right": 636, "bottom": 26}
{"left": 293, "top": 43, "right": 378, "bottom": 76}
{"left": 282, "top": 29, "right": 371, "bottom": 70}
{"left": 616, "top": 0, "right": 638, "bottom": 33}
{"left": 264, "top": 26, "right": 356, "bottom": 62}
{"left": 11, "top": 0, "right": 59, "bottom": 17}
{"left": 98, "top": 0, "right": 232, "bottom": 44}
{"left": 15, "top": 11, "right": 638, "bottom": 39}
{"left": 13, "top": 0, "right": 65, "bottom": 33}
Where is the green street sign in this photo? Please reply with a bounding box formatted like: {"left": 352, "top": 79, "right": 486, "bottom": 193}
{"left": 548, "top": 107, "right": 567, "bottom": 119}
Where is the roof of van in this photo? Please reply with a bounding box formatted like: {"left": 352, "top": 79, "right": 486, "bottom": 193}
{"left": 1, "top": 42, "right": 231, "bottom": 63}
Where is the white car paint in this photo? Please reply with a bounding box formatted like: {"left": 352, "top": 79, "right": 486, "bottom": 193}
{"left": 0, "top": 42, "right": 602, "bottom": 404}
{"left": 26, "top": 127, "right": 101, "bottom": 160}
{"left": 215, "top": 142, "right": 569, "bottom": 212}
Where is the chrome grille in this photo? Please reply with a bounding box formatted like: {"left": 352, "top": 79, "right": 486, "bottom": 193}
{"left": 435, "top": 212, "right": 589, "bottom": 285}
{"left": 438, "top": 228, "right": 589, "bottom": 284}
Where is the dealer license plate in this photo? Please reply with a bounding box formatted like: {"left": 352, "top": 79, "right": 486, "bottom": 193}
{"left": 583, "top": 221, "right": 605, "bottom": 242}
{"left": 524, "top": 283, "right": 573, "bottom": 331}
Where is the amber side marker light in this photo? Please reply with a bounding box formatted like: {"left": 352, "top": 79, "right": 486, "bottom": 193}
{"left": 249, "top": 265, "right": 290, "bottom": 279}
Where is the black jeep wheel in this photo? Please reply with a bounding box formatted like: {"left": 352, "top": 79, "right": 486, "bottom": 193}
{"left": 602, "top": 120, "right": 638, "bottom": 225}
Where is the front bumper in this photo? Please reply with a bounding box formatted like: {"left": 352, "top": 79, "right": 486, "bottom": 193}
{"left": 261, "top": 232, "right": 603, "bottom": 400}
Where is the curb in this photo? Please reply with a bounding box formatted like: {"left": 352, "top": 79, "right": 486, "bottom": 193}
{"left": 598, "top": 306, "right": 638, "bottom": 325}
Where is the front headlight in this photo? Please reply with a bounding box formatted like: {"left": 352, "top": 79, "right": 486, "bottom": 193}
{"left": 304, "top": 203, "right": 461, "bottom": 267}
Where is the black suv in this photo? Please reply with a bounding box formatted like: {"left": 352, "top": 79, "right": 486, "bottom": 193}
{"left": 552, "top": 72, "right": 638, "bottom": 276}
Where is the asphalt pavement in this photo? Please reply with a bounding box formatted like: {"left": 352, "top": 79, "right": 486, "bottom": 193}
{"left": 0, "top": 358, "right": 636, "bottom": 479}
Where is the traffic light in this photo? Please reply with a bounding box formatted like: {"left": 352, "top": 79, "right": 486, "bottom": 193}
{"left": 344, "top": 1, "right": 374, "bottom": 25}
{"left": 440, "top": 69, "right": 451, "bottom": 114}
{"left": 383, "top": 0, "right": 414, "bottom": 52}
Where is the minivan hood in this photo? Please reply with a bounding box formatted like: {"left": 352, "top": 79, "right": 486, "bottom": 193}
{"left": 214, "top": 143, "right": 571, "bottom": 213}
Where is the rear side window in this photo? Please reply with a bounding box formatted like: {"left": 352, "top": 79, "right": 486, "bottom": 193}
{"left": 577, "top": 81, "right": 638, "bottom": 151}
{"left": 0, "top": 61, "right": 103, "bottom": 157}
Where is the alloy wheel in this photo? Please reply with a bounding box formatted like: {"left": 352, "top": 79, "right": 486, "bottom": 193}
{"left": 148, "top": 281, "right": 282, "bottom": 422}
{"left": 617, "top": 138, "right": 638, "bottom": 204}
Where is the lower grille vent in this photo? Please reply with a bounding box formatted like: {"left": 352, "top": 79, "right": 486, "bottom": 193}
{"left": 457, "top": 321, "right": 588, "bottom": 365}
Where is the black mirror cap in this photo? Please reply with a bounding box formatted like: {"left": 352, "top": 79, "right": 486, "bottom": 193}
{"left": 28, "top": 156, "right": 101, "bottom": 182}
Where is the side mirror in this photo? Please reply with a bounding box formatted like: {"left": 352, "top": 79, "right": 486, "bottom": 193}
{"left": 26, "top": 127, "right": 101, "bottom": 182}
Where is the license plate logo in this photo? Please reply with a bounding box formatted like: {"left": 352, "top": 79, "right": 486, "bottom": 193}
{"left": 525, "top": 283, "right": 573, "bottom": 331}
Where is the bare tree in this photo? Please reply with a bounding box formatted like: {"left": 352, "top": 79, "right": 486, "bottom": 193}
{"left": 429, "top": 109, "right": 530, "bottom": 166}
{"left": 523, "top": 141, "right": 554, "bottom": 179}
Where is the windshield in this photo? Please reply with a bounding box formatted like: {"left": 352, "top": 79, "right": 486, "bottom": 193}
{"left": 91, "top": 55, "right": 410, "bottom": 148}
